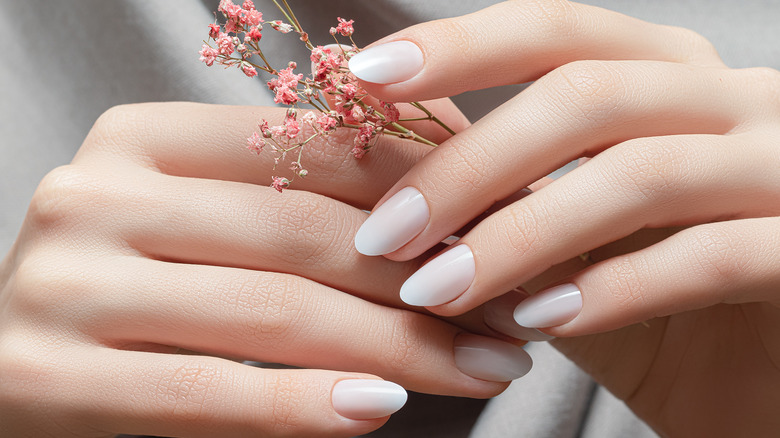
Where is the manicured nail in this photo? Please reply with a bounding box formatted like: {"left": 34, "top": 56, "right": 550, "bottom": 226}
{"left": 400, "top": 245, "right": 475, "bottom": 307}
{"left": 354, "top": 187, "right": 429, "bottom": 256}
{"left": 453, "top": 334, "right": 533, "bottom": 382}
{"left": 484, "top": 292, "right": 555, "bottom": 342}
{"left": 513, "top": 283, "right": 582, "bottom": 328}
{"left": 348, "top": 40, "right": 424, "bottom": 84}
{"left": 331, "top": 380, "right": 408, "bottom": 420}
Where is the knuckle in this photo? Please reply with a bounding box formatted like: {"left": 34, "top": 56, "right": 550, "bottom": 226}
{"left": 88, "top": 104, "right": 140, "bottom": 150}
{"left": 684, "top": 226, "right": 748, "bottom": 290}
{"left": 548, "top": 61, "right": 627, "bottom": 122}
{"left": 27, "top": 165, "right": 94, "bottom": 230}
{"left": 380, "top": 311, "right": 428, "bottom": 373}
{"left": 265, "top": 373, "right": 309, "bottom": 434}
{"left": 741, "top": 67, "right": 780, "bottom": 111}
{"left": 598, "top": 255, "right": 652, "bottom": 313}
{"left": 433, "top": 138, "right": 493, "bottom": 192}
{"left": 227, "top": 273, "right": 307, "bottom": 344}
{"left": 7, "top": 253, "right": 88, "bottom": 318}
{"left": 260, "top": 195, "right": 338, "bottom": 266}
{"left": 156, "top": 361, "right": 223, "bottom": 424}
{"left": 494, "top": 201, "right": 544, "bottom": 257}
{"left": 522, "top": 0, "right": 580, "bottom": 36}
{"left": 608, "top": 138, "right": 689, "bottom": 204}
{"left": 666, "top": 26, "right": 720, "bottom": 64}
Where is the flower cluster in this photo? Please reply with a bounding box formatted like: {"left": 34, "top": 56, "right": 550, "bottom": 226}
{"left": 201, "top": 0, "right": 449, "bottom": 192}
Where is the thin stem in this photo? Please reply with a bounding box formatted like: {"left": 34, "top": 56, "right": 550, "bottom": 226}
{"left": 281, "top": 0, "right": 314, "bottom": 50}
{"left": 271, "top": 0, "right": 296, "bottom": 29}
{"left": 411, "top": 101, "right": 456, "bottom": 135}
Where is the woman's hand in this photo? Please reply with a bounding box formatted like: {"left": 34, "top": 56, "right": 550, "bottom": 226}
{"left": 0, "top": 102, "right": 532, "bottom": 438}
{"left": 349, "top": 1, "right": 780, "bottom": 434}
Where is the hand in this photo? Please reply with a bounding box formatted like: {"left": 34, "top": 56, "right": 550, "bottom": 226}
{"left": 0, "top": 102, "right": 532, "bottom": 437}
{"left": 348, "top": 1, "right": 780, "bottom": 435}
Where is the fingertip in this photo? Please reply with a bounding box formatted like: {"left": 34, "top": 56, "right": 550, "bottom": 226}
{"left": 331, "top": 379, "right": 408, "bottom": 421}
{"left": 348, "top": 40, "right": 424, "bottom": 85}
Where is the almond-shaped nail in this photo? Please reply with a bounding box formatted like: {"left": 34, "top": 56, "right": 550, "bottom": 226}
{"left": 348, "top": 40, "right": 424, "bottom": 84}
{"left": 331, "top": 380, "right": 408, "bottom": 420}
{"left": 354, "top": 187, "right": 429, "bottom": 256}
{"left": 453, "top": 334, "right": 533, "bottom": 382}
{"left": 400, "top": 244, "right": 475, "bottom": 306}
{"left": 484, "top": 292, "right": 555, "bottom": 342}
{"left": 513, "top": 283, "right": 582, "bottom": 328}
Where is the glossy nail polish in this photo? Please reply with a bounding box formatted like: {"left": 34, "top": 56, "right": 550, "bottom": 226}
{"left": 331, "top": 380, "right": 408, "bottom": 420}
{"left": 348, "top": 41, "right": 424, "bottom": 84}
{"left": 453, "top": 334, "right": 533, "bottom": 382}
{"left": 484, "top": 292, "right": 555, "bottom": 342}
{"left": 513, "top": 283, "right": 582, "bottom": 328}
{"left": 354, "top": 187, "right": 429, "bottom": 256}
{"left": 400, "top": 245, "right": 475, "bottom": 307}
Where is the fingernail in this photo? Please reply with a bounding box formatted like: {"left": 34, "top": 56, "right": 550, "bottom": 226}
{"left": 484, "top": 292, "right": 555, "bottom": 342}
{"left": 354, "top": 187, "right": 429, "bottom": 256}
{"left": 332, "top": 379, "right": 408, "bottom": 420}
{"left": 453, "top": 334, "right": 533, "bottom": 382}
{"left": 348, "top": 40, "right": 424, "bottom": 84}
{"left": 513, "top": 283, "right": 582, "bottom": 328}
{"left": 400, "top": 245, "right": 475, "bottom": 306}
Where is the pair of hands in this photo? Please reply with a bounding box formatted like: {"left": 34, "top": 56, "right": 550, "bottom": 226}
{"left": 1, "top": 1, "right": 779, "bottom": 437}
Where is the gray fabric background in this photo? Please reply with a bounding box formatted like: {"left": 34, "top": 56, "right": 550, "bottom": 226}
{"left": 1, "top": 1, "right": 778, "bottom": 437}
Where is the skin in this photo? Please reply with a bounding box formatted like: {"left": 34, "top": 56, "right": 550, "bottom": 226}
{"left": 0, "top": 102, "right": 503, "bottom": 438}
{"left": 357, "top": 0, "right": 780, "bottom": 435}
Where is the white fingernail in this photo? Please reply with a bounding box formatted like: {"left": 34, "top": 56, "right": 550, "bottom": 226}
{"left": 331, "top": 379, "right": 408, "bottom": 420}
{"left": 400, "top": 245, "right": 475, "bottom": 306}
{"left": 354, "top": 187, "right": 429, "bottom": 256}
{"left": 513, "top": 283, "right": 582, "bottom": 328}
{"left": 348, "top": 41, "right": 424, "bottom": 84}
{"left": 484, "top": 293, "right": 555, "bottom": 342}
{"left": 454, "top": 334, "right": 533, "bottom": 382}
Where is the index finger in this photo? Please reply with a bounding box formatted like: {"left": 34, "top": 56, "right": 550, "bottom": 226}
{"left": 348, "top": 0, "right": 724, "bottom": 102}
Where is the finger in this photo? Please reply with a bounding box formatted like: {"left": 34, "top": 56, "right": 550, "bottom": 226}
{"left": 43, "top": 164, "right": 417, "bottom": 309}
{"left": 35, "top": 347, "right": 405, "bottom": 437}
{"left": 348, "top": 0, "right": 725, "bottom": 101}
{"left": 512, "top": 217, "right": 780, "bottom": 336}
{"left": 395, "top": 129, "right": 780, "bottom": 315}
{"left": 353, "top": 62, "right": 755, "bottom": 260}
{"left": 60, "top": 257, "right": 528, "bottom": 395}
{"left": 74, "top": 102, "right": 432, "bottom": 209}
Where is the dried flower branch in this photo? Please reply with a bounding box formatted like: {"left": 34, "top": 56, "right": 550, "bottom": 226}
{"left": 200, "top": 0, "right": 452, "bottom": 191}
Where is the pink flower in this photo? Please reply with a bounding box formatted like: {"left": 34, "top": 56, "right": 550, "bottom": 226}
{"left": 219, "top": 0, "right": 242, "bottom": 20}
{"left": 199, "top": 44, "right": 218, "bottom": 66}
{"left": 208, "top": 23, "right": 221, "bottom": 39}
{"left": 216, "top": 32, "right": 235, "bottom": 55}
{"left": 339, "top": 83, "right": 358, "bottom": 101}
{"left": 316, "top": 113, "right": 338, "bottom": 132}
{"left": 355, "top": 124, "right": 376, "bottom": 146}
{"left": 243, "top": 9, "right": 263, "bottom": 27}
{"left": 270, "top": 20, "right": 294, "bottom": 33}
{"left": 271, "top": 176, "right": 290, "bottom": 192}
{"left": 225, "top": 18, "right": 242, "bottom": 33}
{"left": 351, "top": 147, "right": 366, "bottom": 159}
{"left": 246, "top": 25, "right": 262, "bottom": 42}
{"left": 247, "top": 132, "right": 265, "bottom": 153}
{"left": 381, "top": 101, "right": 400, "bottom": 124}
{"left": 335, "top": 17, "right": 354, "bottom": 36}
{"left": 241, "top": 62, "right": 258, "bottom": 77}
{"left": 242, "top": 0, "right": 256, "bottom": 10}
{"left": 284, "top": 111, "right": 300, "bottom": 139}
{"left": 267, "top": 67, "right": 303, "bottom": 105}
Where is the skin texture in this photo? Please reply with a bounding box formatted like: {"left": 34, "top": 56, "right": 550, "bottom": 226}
{"left": 0, "top": 102, "right": 511, "bottom": 438}
{"left": 355, "top": 0, "right": 780, "bottom": 435}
